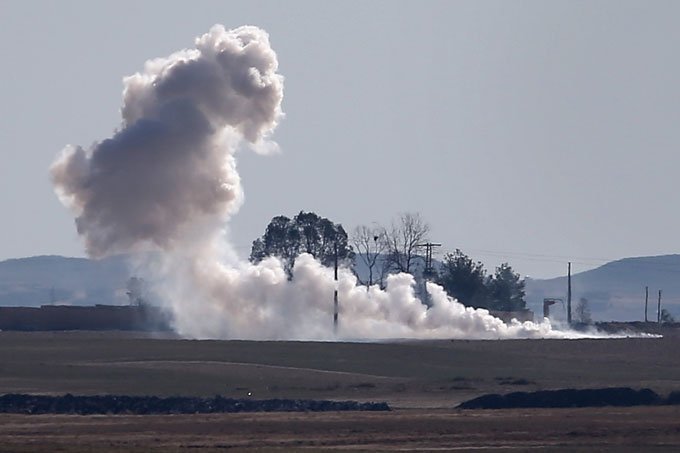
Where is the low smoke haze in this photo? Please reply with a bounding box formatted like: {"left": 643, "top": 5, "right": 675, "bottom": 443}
{"left": 3, "top": 1, "right": 680, "bottom": 281}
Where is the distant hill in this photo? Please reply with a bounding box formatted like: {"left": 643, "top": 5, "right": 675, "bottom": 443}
{"left": 0, "top": 255, "right": 131, "bottom": 307}
{"left": 2, "top": 253, "right": 679, "bottom": 322}
{"left": 525, "top": 255, "right": 680, "bottom": 322}
{"left": 353, "top": 253, "right": 680, "bottom": 322}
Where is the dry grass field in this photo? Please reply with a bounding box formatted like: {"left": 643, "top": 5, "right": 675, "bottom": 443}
{"left": 0, "top": 329, "right": 679, "bottom": 450}
{"left": 1, "top": 407, "right": 680, "bottom": 452}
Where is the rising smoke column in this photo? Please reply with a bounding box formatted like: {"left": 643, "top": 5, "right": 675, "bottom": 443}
{"left": 52, "top": 24, "right": 580, "bottom": 340}
{"left": 52, "top": 25, "right": 283, "bottom": 258}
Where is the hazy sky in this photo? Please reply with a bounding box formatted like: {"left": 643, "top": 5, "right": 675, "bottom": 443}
{"left": 2, "top": 0, "right": 679, "bottom": 278}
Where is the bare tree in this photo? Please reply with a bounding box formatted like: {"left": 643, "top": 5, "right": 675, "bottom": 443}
{"left": 384, "top": 213, "right": 430, "bottom": 275}
{"left": 660, "top": 308, "right": 675, "bottom": 324}
{"left": 574, "top": 297, "right": 592, "bottom": 324}
{"left": 351, "top": 225, "right": 388, "bottom": 288}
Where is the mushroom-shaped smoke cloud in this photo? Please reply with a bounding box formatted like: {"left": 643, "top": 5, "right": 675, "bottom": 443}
{"left": 52, "top": 25, "right": 283, "bottom": 258}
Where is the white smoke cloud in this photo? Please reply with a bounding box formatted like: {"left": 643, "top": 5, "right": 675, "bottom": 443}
{"left": 52, "top": 25, "right": 282, "bottom": 258}
{"left": 51, "top": 24, "right": 601, "bottom": 341}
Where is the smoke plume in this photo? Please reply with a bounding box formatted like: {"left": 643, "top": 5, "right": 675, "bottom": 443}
{"left": 52, "top": 25, "right": 282, "bottom": 258}
{"left": 52, "top": 25, "right": 585, "bottom": 340}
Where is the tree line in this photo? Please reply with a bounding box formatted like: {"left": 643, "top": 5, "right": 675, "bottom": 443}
{"left": 250, "top": 211, "right": 527, "bottom": 312}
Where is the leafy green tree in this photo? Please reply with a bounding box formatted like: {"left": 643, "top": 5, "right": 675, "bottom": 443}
{"left": 250, "top": 211, "right": 354, "bottom": 277}
{"left": 435, "top": 249, "right": 490, "bottom": 309}
{"left": 487, "top": 263, "right": 526, "bottom": 312}
{"left": 249, "top": 215, "right": 298, "bottom": 265}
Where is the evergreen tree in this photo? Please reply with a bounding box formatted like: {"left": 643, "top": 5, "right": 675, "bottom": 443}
{"left": 435, "top": 249, "right": 489, "bottom": 309}
{"left": 487, "top": 263, "right": 526, "bottom": 312}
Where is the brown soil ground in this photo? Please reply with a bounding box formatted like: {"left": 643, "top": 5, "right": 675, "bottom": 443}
{"left": 0, "top": 407, "right": 679, "bottom": 452}
{"left": 0, "top": 328, "right": 679, "bottom": 451}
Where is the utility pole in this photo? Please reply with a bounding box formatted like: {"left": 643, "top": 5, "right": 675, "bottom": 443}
{"left": 645, "top": 286, "right": 649, "bottom": 322}
{"left": 657, "top": 290, "right": 662, "bottom": 324}
{"left": 416, "top": 242, "right": 441, "bottom": 305}
{"left": 417, "top": 242, "right": 442, "bottom": 277}
{"left": 333, "top": 241, "right": 339, "bottom": 334}
{"left": 567, "top": 262, "right": 572, "bottom": 325}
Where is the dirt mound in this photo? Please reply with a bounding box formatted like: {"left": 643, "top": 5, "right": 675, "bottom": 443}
{"left": 0, "top": 394, "right": 390, "bottom": 415}
{"left": 457, "top": 387, "right": 661, "bottom": 409}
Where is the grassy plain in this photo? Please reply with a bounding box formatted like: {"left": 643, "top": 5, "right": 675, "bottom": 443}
{"left": 0, "top": 329, "right": 679, "bottom": 450}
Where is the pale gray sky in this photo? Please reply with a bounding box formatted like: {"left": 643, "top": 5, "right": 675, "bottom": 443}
{"left": 1, "top": 0, "right": 679, "bottom": 278}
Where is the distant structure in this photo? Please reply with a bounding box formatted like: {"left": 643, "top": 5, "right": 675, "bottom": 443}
{"left": 543, "top": 299, "right": 555, "bottom": 318}
{"left": 567, "top": 262, "right": 572, "bottom": 325}
{"left": 0, "top": 304, "right": 171, "bottom": 332}
{"left": 0, "top": 273, "right": 171, "bottom": 331}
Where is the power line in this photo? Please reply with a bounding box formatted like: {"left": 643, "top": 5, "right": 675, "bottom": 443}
{"left": 439, "top": 247, "right": 680, "bottom": 272}
{"left": 416, "top": 242, "right": 442, "bottom": 276}
{"left": 235, "top": 240, "right": 680, "bottom": 276}
{"left": 460, "top": 248, "right": 613, "bottom": 265}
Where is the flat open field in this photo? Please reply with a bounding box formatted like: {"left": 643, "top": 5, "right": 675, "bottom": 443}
{"left": 1, "top": 407, "right": 679, "bottom": 452}
{"left": 0, "top": 330, "right": 679, "bottom": 450}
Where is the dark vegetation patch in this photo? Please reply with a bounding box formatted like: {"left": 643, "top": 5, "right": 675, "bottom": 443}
{"left": 0, "top": 394, "right": 390, "bottom": 415}
{"left": 457, "top": 387, "right": 667, "bottom": 409}
{"left": 495, "top": 377, "right": 535, "bottom": 386}
{"left": 667, "top": 391, "right": 680, "bottom": 405}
